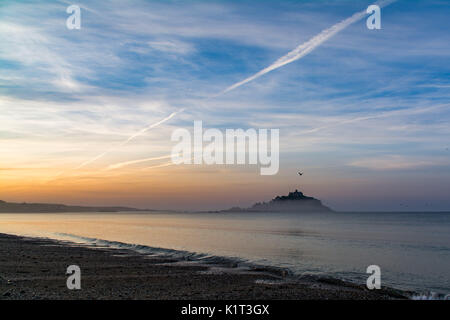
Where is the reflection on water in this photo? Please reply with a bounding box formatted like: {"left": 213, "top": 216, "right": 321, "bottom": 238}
{"left": 0, "top": 211, "right": 449, "bottom": 293}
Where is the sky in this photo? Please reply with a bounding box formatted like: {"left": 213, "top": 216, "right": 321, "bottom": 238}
{"left": 0, "top": 0, "right": 449, "bottom": 211}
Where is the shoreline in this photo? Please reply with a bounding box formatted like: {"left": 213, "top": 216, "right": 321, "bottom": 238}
{"left": 0, "top": 233, "right": 411, "bottom": 300}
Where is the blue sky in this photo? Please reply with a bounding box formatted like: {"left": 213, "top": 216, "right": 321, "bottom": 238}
{"left": 1, "top": 0, "right": 450, "bottom": 210}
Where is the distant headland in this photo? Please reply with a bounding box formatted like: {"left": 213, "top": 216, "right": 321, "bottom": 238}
{"left": 224, "top": 190, "right": 333, "bottom": 213}
{"left": 0, "top": 190, "right": 333, "bottom": 213}
{"left": 0, "top": 200, "right": 144, "bottom": 213}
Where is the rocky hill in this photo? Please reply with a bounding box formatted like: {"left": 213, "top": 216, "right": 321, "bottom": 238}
{"left": 225, "top": 190, "right": 333, "bottom": 213}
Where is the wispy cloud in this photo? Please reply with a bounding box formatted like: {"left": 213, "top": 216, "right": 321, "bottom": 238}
{"left": 147, "top": 40, "right": 196, "bottom": 55}
{"left": 0, "top": 21, "right": 84, "bottom": 92}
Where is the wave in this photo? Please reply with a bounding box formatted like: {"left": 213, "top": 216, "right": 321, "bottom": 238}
{"left": 52, "top": 232, "right": 292, "bottom": 277}
{"left": 40, "top": 232, "right": 448, "bottom": 299}
{"left": 412, "top": 292, "right": 450, "bottom": 300}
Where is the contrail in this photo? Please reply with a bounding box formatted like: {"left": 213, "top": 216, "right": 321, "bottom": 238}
{"left": 73, "top": 109, "right": 183, "bottom": 170}
{"left": 299, "top": 104, "right": 448, "bottom": 135}
{"left": 143, "top": 162, "right": 175, "bottom": 170}
{"left": 221, "top": 0, "right": 396, "bottom": 94}
{"left": 105, "top": 154, "right": 173, "bottom": 171}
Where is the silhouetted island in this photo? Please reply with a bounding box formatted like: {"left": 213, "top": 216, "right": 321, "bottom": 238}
{"left": 224, "top": 190, "right": 333, "bottom": 213}
{"left": 0, "top": 200, "right": 144, "bottom": 213}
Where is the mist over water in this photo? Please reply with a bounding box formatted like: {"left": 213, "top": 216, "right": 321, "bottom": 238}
{"left": 0, "top": 211, "right": 449, "bottom": 294}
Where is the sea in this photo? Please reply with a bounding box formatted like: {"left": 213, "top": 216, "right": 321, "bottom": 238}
{"left": 0, "top": 211, "right": 449, "bottom": 297}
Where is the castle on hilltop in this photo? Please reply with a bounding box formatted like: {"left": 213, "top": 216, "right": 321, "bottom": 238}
{"left": 273, "top": 189, "right": 314, "bottom": 202}
{"left": 225, "top": 189, "right": 333, "bottom": 213}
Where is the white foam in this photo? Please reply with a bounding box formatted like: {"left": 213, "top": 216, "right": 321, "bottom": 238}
{"left": 412, "top": 292, "right": 450, "bottom": 300}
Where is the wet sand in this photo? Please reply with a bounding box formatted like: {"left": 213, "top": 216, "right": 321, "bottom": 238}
{"left": 0, "top": 233, "right": 410, "bottom": 300}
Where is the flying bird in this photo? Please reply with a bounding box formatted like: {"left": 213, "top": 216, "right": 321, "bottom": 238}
{"left": 298, "top": 172, "right": 304, "bottom": 176}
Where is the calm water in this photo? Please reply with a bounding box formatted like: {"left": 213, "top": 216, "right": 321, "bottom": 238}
{"left": 0, "top": 211, "right": 449, "bottom": 294}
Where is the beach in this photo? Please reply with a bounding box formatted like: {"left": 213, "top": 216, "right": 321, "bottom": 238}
{"left": 0, "top": 233, "right": 409, "bottom": 300}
